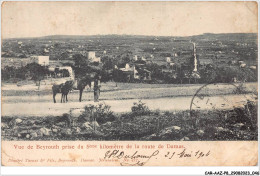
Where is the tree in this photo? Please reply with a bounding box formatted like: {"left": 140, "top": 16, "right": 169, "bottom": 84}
{"left": 25, "top": 63, "right": 48, "bottom": 88}
{"left": 146, "top": 63, "right": 164, "bottom": 80}
{"left": 100, "top": 69, "right": 112, "bottom": 82}
{"left": 59, "top": 52, "right": 69, "bottom": 60}
{"left": 73, "top": 54, "right": 91, "bottom": 78}
{"left": 73, "top": 54, "right": 89, "bottom": 68}
{"left": 199, "top": 64, "right": 217, "bottom": 83}
{"left": 102, "top": 57, "right": 115, "bottom": 70}
{"left": 116, "top": 53, "right": 131, "bottom": 66}
{"left": 176, "top": 64, "right": 185, "bottom": 84}
{"left": 2, "top": 66, "right": 15, "bottom": 80}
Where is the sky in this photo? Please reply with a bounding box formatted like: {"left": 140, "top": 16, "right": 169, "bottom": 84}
{"left": 1, "top": 1, "right": 258, "bottom": 39}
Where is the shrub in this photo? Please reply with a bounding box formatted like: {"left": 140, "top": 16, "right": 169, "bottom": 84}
{"left": 164, "top": 111, "right": 173, "bottom": 117}
{"left": 81, "top": 103, "right": 115, "bottom": 124}
{"left": 244, "top": 100, "right": 258, "bottom": 130}
{"left": 233, "top": 83, "right": 246, "bottom": 94}
{"left": 131, "top": 100, "right": 151, "bottom": 116}
{"left": 153, "top": 109, "right": 160, "bottom": 116}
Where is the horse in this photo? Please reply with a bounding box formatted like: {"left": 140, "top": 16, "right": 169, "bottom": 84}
{"left": 52, "top": 80, "right": 74, "bottom": 103}
{"left": 77, "top": 76, "right": 92, "bottom": 102}
{"left": 52, "top": 73, "right": 98, "bottom": 103}
{"left": 61, "top": 80, "right": 74, "bottom": 103}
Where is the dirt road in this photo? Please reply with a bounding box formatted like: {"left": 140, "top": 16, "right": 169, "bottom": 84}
{"left": 2, "top": 82, "right": 257, "bottom": 117}
{"left": 2, "top": 82, "right": 257, "bottom": 103}
{"left": 2, "top": 94, "right": 256, "bottom": 117}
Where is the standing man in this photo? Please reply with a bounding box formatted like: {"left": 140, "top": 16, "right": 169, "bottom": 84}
{"left": 94, "top": 75, "right": 101, "bottom": 102}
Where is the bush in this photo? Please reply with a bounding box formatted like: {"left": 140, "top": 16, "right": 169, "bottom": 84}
{"left": 131, "top": 100, "right": 151, "bottom": 116}
{"left": 244, "top": 100, "right": 258, "bottom": 130}
{"left": 233, "top": 83, "right": 246, "bottom": 94}
{"left": 163, "top": 111, "right": 173, "bottom": 117}
{"left": 81, "top": 103, "right": 115, "bottom": 124}
{"left": 153, "top": 109, "right": 161, "bottom": 116}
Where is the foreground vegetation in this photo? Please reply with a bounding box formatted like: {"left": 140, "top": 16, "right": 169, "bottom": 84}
{"left": 1, "top": 100, "right": 257, "bottom": 141}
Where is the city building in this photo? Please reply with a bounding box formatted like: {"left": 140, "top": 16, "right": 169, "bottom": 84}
{"left": 87, "top": 51, "right": 101, "bottom": 63}
{"left": 58, "top": 66, "right": 75, "bottom": 79}
{"left": 166, "top": 57, "right": 171, "bottom": 63}
{"left": 118, "top": 63, "right": 151, "bottom": 81}
{"left": 88, "top": 51, "right": 96, "bottom": 60}
{"left": 30, "top": 56, "right": 50, "bottom": 66}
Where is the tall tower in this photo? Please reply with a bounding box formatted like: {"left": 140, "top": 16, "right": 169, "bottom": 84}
{"left": 192, "top": 42, "right": 198, "bottom": 72}
{"left": 191, "top": 41, "right": 200, "bottom": 81}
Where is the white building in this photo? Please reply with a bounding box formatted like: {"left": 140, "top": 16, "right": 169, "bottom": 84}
{"left": 166, "top": 57, "right": 171, "bottom": 63}
{"left": 88, "top": 51, "right": 96, "bottom": 60}
{"left": 92, "top": 57, "right": 101, "bottom": 63}
{"left": 240, "top": 63, "right": 246, "bottom": 68}
{"left": 87, "top": 51, "right": 101, "bottom": 63}
{"left": 250, "top": 66, "right": 257, "bottom": 70}
{"left": 48, "top": 66, "right": 75, "bottom": 80}
{"left": 58, "top": 66, "right": 75, "bottom": 79}
{"left": 31, "top": 56, "right": 49, "bottom": 66}
{"left": 120, "top": 63, "right": 132, "bottom": 71}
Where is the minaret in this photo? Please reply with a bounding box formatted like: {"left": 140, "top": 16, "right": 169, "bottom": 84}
{"left": 193, "top": 42, "right": 198, "bottom": 72}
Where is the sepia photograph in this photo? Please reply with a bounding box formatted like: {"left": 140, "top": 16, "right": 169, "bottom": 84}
{"left": 1, "top": 1, "right": 258, "bottom": 168}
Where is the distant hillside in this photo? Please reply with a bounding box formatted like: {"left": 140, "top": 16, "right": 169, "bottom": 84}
{"left": 190, "top": 33, "right": 257, "bottom": 41}
{"left": 5, "top": 33, "right": 257, "bottom": 41}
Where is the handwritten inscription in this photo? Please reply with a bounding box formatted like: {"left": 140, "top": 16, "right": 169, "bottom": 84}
{"left": 103, "top": 149, "right": 210, "bottom": 166}
{"left": 165, "top": 149, "right": 210, "bottom": 159}
{"left": 103, "top": 150, "right": 159, "bottom": 166}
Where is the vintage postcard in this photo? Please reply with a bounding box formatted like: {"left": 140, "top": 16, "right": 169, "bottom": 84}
{"left": 1, "top": 1, "right": 258, "bottom": 167}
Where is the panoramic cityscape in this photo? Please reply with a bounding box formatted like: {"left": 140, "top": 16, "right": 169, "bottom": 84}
{"left": 1, "top": 33, "right": 258, "bottom": 141}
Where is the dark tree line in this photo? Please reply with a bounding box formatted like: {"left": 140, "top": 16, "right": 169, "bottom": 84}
{"left": 2, "top": 53, "right": 257, "bottom": 85}
{"left": 2, "top": 63, "right": 49, "bottom": 86}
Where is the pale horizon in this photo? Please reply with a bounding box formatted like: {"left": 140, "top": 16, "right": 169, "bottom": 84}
{"left": 2, "top": 1, "right": 258, "bottom": 39}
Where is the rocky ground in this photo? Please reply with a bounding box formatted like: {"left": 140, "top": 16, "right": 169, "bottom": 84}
{"left": 1, "top": 101, "right": 257, "bottom": 141}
